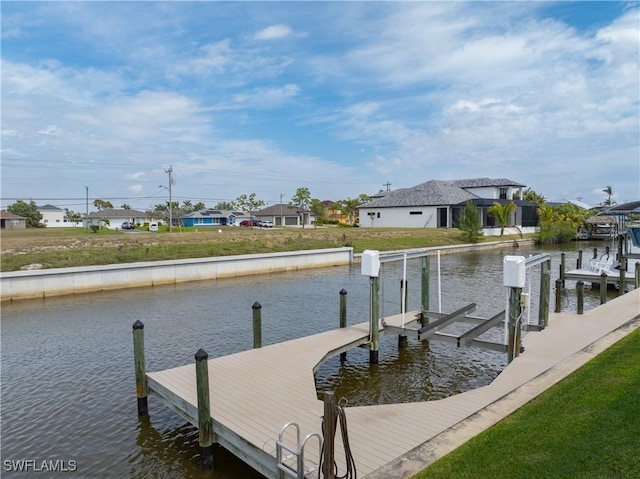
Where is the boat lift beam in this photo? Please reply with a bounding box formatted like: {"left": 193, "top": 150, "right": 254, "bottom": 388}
{"left": 417, "top": 303, "right": 476, "bottom": 341}
{"left": 457, "top": 310, "right": 505, "bottom": 347}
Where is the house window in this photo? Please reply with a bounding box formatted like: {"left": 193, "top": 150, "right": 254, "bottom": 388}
{"left": 377, "top": 212, "right": 380, "bottom": 218}
{"left": 409, "top": 211, "right": 423, "bottom": 215}
{"left": 499, "top": 187, "right": 508, "bottom": 200}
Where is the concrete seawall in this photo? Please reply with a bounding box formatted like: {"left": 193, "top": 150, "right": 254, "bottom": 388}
{"left": 1, "top": 247, "right": 354, "bottom": 302}
{"left": 0, "top": 239, "right": 532, "bottom": 302}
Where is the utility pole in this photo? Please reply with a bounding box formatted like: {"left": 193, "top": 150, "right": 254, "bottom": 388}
{"left": 165, "top": 166, "right": 173, "bottom": 232}
{"left": 280, "top": 193, "right": 285, "bottom": 227}
{"left": 85, "top": 186, "right": 89, "bottom": 230}
{"left": 383, "top": 181, "right": 392, "bottom": 191}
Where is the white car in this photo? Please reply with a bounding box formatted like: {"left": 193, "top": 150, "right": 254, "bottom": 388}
{"left": 260, "top": 221, "right": 273, "bottom": 228}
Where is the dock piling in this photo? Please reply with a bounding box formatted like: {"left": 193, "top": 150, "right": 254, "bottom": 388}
{"left": 132, "top": 320, "right": 148, "bottom": 416}
{"left": 507, "top": 286, "right": 523, "bottom": 363}
{"left": 398, "top": 279, "right": 408, "bottom": 348}
{"left": 600, "top": 272, "right": 608, "bottom": 304}
{"left": 635, "top": 262, "right": 640, "bottom": 289}
{"left": 593, "top": 247, "right": 598, "bottom": 260}
{"left": 322, "top": 391, "right": 336, "bottom": 479}
{"left": 195, "top": 349, "right": 214, "bottom": 469}
{"left": 554, "top": 278, "right": 562, "bottom": 313}
{"left": 252, "top": 302, "right": 262, "bottom": 349}
{"left": 619, "top": 267, "right": 626, "bottom": 296}
{"left": 420, "top": 256, "right": 430, "bottom": 326}
{"left": 576, "top": 281, "right": 584, "bottom": 315}
{"left": 577, "top": 250, "right": 583, "bottom": 269}
{"left": 339, "top": 289, "right": 347, "bottom": 362}
{"left": 560, "top": 253, "right": 566, "bottom": 287}
{"left": 369, "top": 277, "right": 380, "bottom": 364}
{"left": 538, "top": 259, "right": 551, "bottom": 329}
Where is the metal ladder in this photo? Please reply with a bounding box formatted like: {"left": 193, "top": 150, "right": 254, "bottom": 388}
{"left": 276, "top": 422, "right": 322, "bottom": 479}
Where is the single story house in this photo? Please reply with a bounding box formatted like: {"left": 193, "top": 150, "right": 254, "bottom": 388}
{"left": 254, "top": 204, "right": 315, "bottom": 227}
{"left": 358, "top": 177, "right": 538, "bottom": 235}
{"left": 181, "top": 209, "right": 245, "bottom": 227}
{"left": 0, "top": 211, "right": 26, "bottom": 229}
{"left": 37, "top": 204, "right": 78, "bottom": 228}
{"left": 86, "top": 208, "right": 148, "bottom": 230}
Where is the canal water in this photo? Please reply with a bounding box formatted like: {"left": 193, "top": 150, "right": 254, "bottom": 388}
{"left": 1, "top": 242, "right": 616, "bottom": 478}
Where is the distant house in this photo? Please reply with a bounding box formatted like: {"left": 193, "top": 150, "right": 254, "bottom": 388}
{"left": 0, "top": 211, "right": 26, "bottom": 229}
{"left": 358, "top": 177, "right": 538, "bottom": 235}
{"left": 181, "top": 209, "right": 245, "bottom": 227}
{"left": 254, "top": 204, "right": 315, "bottom": 227}
{"left": 86, "top": 208, "right": 148, "bottom": 230}
{"left": 37, "top": 204, "right": 78, "bottom": 228}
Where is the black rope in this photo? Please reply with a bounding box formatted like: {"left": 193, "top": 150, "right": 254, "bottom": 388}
{"left": 318, "top": 402, "right": 357, "bottom": 479}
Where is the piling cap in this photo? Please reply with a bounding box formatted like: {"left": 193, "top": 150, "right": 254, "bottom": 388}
{"left": 252, "top": 301, "right": 262, "bottom": 310}
{"left": 340, "top": 288, "right": 347, "bottom": 295}
{"left": 195, "top": 348, "right": 209, "bottom": 361}
{"left": 133, "top": 320, "right": 144, "bottom": 330}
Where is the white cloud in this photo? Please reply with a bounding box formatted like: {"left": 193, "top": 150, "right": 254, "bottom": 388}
{"left": 254, "top": 24, "right": 293, "bottom": 40}
{"left": 128, "top": 184, "right": 143, "bottom": 193}
{"left": 37, "top": 125, "right": 64, "bottom": 136}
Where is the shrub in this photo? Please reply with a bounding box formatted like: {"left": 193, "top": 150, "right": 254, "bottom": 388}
{"left": 536, "top": 223, "right": 576, "bottom": 244}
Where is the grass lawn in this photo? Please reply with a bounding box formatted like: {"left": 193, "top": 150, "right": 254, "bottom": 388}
{"left": 0, "top": 227, "right": 531, "bottom": 272}
{"left": 413, "top": 327, "right": 640, "bottom": 479}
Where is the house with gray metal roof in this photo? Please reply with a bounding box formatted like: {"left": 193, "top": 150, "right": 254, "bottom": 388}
{"left": 358, "top": 178, "right": 537, "bottom": 235}
{"left": 86, "top": 208, "right": 148, "bottom": 230}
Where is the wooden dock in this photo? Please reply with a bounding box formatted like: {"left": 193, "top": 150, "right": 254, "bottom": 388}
{"left": 145, "top": 289, "right": 640, "bottom": 478}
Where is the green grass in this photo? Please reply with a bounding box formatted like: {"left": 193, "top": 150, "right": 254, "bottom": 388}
{"left": 0, "top": 227, "right": 532, "bottom": 271}
{"left": 413, "top": 327, "right": 640, "bottom": 479}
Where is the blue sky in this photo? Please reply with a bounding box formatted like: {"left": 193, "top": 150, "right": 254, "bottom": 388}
{"left": 1, "top": 1, "right": 638, "bottom": 213}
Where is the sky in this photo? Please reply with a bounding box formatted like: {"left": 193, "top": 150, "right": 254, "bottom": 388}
{"left": 1, "top": 1, "right": 639, "bottom": 213}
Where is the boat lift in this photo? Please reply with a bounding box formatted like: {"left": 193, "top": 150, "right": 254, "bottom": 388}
{"left": 362, "top": 250, "right": 552, "bottom": 359}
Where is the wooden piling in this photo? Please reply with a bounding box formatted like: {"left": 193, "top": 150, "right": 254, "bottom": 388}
{"left": 420, "top": 256, "right": 430, "bottom": 326}
{"left": 369, "top": 276, "right": 380, "bottom": 364}
{"left": 339, "top": 289, "right": 347, "bottom": 362}
{"left": 577, "top": 250, "right": 583, "bottom": 269}
{"left": 619, "top": 267, "right": 626, "bottom": 296}
{"left": 538, "top": 259, "right": 551, "bottom": 329}
{"left": 576, "top": 281, "right": 584, "bottom": 315}
{"left": 132, "top": 320, "right": 148, "bottom": 416}
{"left": 322, "top": 391, "right": 336, "bottom": 479}
{"left": 398, "top": 279, "right": 408, "bottom": 348}
{"left": 554, "top": 278, "right": 562, "bottom": 313}
{"left": 195, "top": 349, "right": 214, "bottom": 469}
{"left": 252, "top": 301, "right": 262, "bottom": 349}
{"left": 635, "top": 262, "right": 640, "bottom": 289}
{"left": 593, "top": 247, "right": 598, "bottom": 260}
{"left": 600, "top": 272, "right": 608, "bottom": 304}
{"left": 560, "top": 253, "right": 566, "bottom": 287}
{"left": 507, "top": 286, "right": 522, "bottom": 363}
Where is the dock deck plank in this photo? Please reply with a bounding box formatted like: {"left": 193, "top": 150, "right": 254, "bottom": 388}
{"left": 146, "top": 289, "right": 639, "bottom": 478}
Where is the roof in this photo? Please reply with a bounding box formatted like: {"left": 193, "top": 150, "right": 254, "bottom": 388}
{"left": 37, "top": 204, "right": 64, "bottom": 211}
{"left": 256, "top": 204, "right": 303, "bottom": 216}
{"left": 601, "top": 200, "right": 640, "bottom": 214}
{"left": 86, "top": 208, "right": 146, "bottom": 218}
{"left": 1, "top": 211, "right": 26, "bottom": 219}
{"left": 182, "top": 209, "right": 243, "bottom": 219}
{"left": 359, "top": 180, "right": 477, "bottom": 208}
{"left": 460, "top": 198, "right": 537, "bottom": 207}
{"left": 586, "top": 215, "right": 615, "bottom": 224}
{"left": 449, "top": 177, "right": 526, "bottom": 188}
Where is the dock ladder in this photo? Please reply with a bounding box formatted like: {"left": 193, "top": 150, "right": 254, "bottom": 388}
{"left": 276, "top": 422, "right": 322, "bottom": 479}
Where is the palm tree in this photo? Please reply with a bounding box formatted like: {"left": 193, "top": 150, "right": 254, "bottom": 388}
{"left": 487, "top": 201, "right": 517, "bottom": 237}
{"left": 602, "top": 186, "right": 613, "bottom": 206}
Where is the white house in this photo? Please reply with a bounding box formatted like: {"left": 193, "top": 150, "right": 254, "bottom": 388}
{"left": 358, "top": 178, "right": 538, "bottom": 235}
{"left": 86, "top": 208, "right": 148, "bottom": 230}
{"left": 37, "top": 204, "right": 79, "bottom": 228}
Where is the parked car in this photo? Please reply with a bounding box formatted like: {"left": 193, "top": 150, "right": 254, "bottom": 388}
{"left": 121, "top": 221, "right": 135, "bottom": 230}
{"left": 239, "top": 220, "right": 260, "bottom": 227}
{"left": 260, "top": 221, "right": 273, "bottom": 228}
